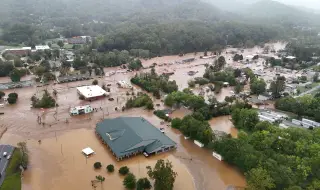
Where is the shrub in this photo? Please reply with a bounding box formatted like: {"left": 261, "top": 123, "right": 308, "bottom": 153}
{"left": 92, "top": 79, "right": 98, "bottom": 85}
{"left": 0, "top": 91, "right": 6, "bottom": 99}
{"left": 123, "top": 173, "right": 136, "bottom": 189}
{"left": 93, "top": 162, "right": 102, "bottom": 169}
{"left": 137, "top": 178, "right": 152, "bottom": 190}
{"left": 154, "top": 110, "right": 171, "bottom": 122}
{"left": 7, "top": 97, "right": 17, "bottom": 104}
{"left": 8, "top": 93, "right": 18, "bottom": 99}
{"left": 119, "top": 166, "right": 129, "bottom": 175}
{"left": 188, "top": 80, "right": 195, "bottom": 88}
{"left": 171, "top": 118, "right": 182, "bottom": 129}
{"left": 106, "top": 164, "right": 114, "bottom": 172}
{"left": 79, "top": 94, "right": 85, "bottom": 100}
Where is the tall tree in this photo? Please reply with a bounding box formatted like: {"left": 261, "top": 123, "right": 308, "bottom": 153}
{"left": 250, "top": 78, "right": 267, "bottom": 95}
{"left": 147, "top": 159, "right": 177, "bottom": 190}
{"left": 123, "top": 173, "right": 136, "bottom": 189}
{"left": 246, "top": 167, "right": 275, "bottom": 190}
{"left": 270, "top": 76, "right": 286, "bottom": 98}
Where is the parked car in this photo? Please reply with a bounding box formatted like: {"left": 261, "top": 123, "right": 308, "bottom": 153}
{"left": 7, "top": 155, "right": 11, "bottom": 160}
{"left": 143, "top": 152, "right": 149, "bottom": 157}
{"left": 3, "top": 152, "right": 7, "bottom": 157}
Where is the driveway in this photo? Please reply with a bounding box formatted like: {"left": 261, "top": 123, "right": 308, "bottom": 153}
{"left": 0, "top": 144, "right": 15, "bottom": 186}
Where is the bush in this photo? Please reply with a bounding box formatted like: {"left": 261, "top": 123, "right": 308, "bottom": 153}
{"left": 119, "top": 166, "right": 130, "bottom": 175}
{"left": 8, "top": 92, "right": 18, "bottom": 99}
{"left": 31, "top": 90, "right": 57, "bottom": 108}
{"left": 123, "top": 173, "right": 136, "bottom": 189}
{"left": 7, "top": 97, "right": 17, "bottom": 104}
{"left": 188, "top": 80, "right": 195, "bottom": 88}
{"left": 126, "top": 94, "right": 154, "bottom": 110}
{"left": 137, "top": 178, "right": 152, "bottom": 190}
{"left": 106, "top": 164, "right": 114, "bottom": 172}
{"left": 0, "top": 91, "right": 5, "bottom": 99}
{"left": 79, "top": 94, "right": 85, "bottom": 100}
{"left": 92, "top": 79, "right": 98, "bottom": 85}
{"left": 154, "top": 110, "right": 171, "bottom": 122}
{"left": 171, "top": 118, "right": 182, "bottom": 129}
{"left": 94, "top": 162, "right": 102, "bottom": 169}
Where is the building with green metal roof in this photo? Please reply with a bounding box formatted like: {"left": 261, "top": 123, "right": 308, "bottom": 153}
{"left": 95, "top": 117, "right": 176, "bottom": 161}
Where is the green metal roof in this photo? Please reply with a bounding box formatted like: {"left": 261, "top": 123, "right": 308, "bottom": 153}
{"left": 96, "top": 117, "right": 176, "bottom": 158}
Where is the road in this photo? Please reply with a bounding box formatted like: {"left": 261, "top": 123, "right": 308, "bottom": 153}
{"left": 0, "top": 145, "right": 15, "bottom": 187}
{"left": 295, "top": 84, "right": 320, "bottom": 97}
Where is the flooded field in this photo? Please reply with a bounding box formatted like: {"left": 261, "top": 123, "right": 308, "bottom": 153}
{"left": 0, "top": 42, "right": 287, "bottom": 190}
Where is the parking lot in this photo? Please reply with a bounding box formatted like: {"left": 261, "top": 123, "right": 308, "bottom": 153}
{"left": 0, "top": 145, "right": 15, "bottom": 186}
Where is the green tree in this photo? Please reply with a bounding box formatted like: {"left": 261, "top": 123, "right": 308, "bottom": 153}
{"left": 128, "top": 59, "right": 143, "bottom": 70}
{"left": 106, "top": 164, "right": 114, "bottom": 172}
{"left": 93, "top": 162, "right": 102, "bottom": 169}
{"left": 119, "top": 166, "right": 130, "bottom": 175}
{"left": 246, "top": 167, "right": 275, "bottom": 190}
{"left": 95, "top": 175, "right": 105, "bottom": 184}
{"left": 146, "top": 159, "right": 177, "bottom": 190}
{"left": 14, "top": 58, "right": 23, "bottom": 67}
{"left": 123, "top": 173, "right": 137, "bottom": 189}
{"left": 137, "top": 178, "right": 152, "bottom": 190}
{"left": 10, "top": 68, "right": 23, "bottom": 82}
{"left": 250, "top": 78, "right": 266, "bottom": 95}
{"left": 270, "top": 76, "right": 286, "bottom": 98}
{"left": 57, "top": 40, "right": 64, "bottom": 48}
{"left": 0, "top": 91, "right": 5, "bottom": 99}
{"left": 234, "top": 83, "right": 243, "bottom": 94}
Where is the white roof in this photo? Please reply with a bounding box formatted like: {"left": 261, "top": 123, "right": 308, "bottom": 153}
{"left": 245, "top": 55, "right": 255, "bottom": 59}
{"left": 286, "top": 56, "right": 296, "bottom": 59}
{"left": 22, "top": 47, "right": 32, "bottom": 50}
{"left": 71, "top": 105, "right": 91, "bottom": 111}
{"left": 35, "top": 45, "right": 50, "bottom": 50}
{"left": 82, "top": 147, "right": 94, "bottom": 155}
{"left": 77, "top": 85, "right": 107, "bottom": 98}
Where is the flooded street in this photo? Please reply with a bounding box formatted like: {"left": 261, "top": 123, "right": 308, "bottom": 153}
{"left": 0, "top": 42, "right": 286, "bottom": 190}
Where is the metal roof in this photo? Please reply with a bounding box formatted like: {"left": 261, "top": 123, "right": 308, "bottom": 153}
{"left": 96, "top": 117, "right": 176, "bottom": 158}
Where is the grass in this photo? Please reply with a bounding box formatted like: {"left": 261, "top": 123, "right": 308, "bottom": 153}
{"left": 0, "top": 149, "right": 22, "bottom": 190}
{"left": 0, "top": 173, "right": 21, "bottom": 190}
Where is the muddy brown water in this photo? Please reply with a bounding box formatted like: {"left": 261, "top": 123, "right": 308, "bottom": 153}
{"left": 0, "top": 43, "right": 287, "bottom": 190}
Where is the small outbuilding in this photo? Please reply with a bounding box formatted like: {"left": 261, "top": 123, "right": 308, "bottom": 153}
{"left": 82, "top": 147, "right": 95, "bottom": 157}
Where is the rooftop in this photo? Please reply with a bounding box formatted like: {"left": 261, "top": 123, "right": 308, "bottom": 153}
{"left": 77, "top": 85, "right": 108, "bottom": 99}
{"left": 96, "top": 117, "right": 176, "bottom": 159}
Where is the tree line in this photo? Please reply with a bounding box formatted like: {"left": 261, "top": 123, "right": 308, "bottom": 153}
{"left": 210, "top": 108, "right": 320, "bottom": 190}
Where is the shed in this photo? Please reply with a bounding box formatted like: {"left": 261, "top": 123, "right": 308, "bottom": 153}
{"left": 82, "top": 147, "right": 95, "bottom": 157}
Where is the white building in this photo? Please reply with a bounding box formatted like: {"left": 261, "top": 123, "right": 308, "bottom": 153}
{"left": 35, "top": 45, "right": 50, "bottom": 51}
{"left": 77, "top": 85, "right": 108, "bottom": 100}
{"left": 70, "top": 105, "right": 93, "bottom": 115}
{"left": 117, "top": 80, "right": 132, "bottom": 88}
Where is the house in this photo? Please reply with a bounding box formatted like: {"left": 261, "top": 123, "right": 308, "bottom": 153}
{"left": 77, "top": 85, "right": 108, "bottom": 100}
{"left": 95, "top": 117, "right": 177, "bottom": 161}
{"left": 35, "top": 45, "right": 50, "bottom": 51}
{"left": 68, "top": 36, "right": 88, "bottom": 44}
{"left": 3, "top": 47, "right": 31, "bottom": 56}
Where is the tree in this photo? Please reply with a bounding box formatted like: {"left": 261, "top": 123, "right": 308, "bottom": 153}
{"left": 95, "top": 175, "right": 105, "bottom": 186}
{"left": 106, "top": 164, "right": 114, "bottom": 172}
{"left": 31, "top": 90, "right": 57, "bottom": 108}
{"left": 234, "top": 83, "right": 243, "bottom": 94}
{"left": 123, "top": 173, "right": 137, "bottom": 189}
{"left": 7, "top": 92, "right": 18, "bottom": 104}
{"left": 0, "top": 91, "right": 5, "bottom": 99}
{"left": 57, "top": 40, "right": 64, "bottom": 48}
{"left": 313, "top": 73, "right": 319, "bottom": 82}
{"left": 0, "top": 62, "right": 14, "bottom": 77}
{"left": 119, "top": 166, "right": 130, "bottom": 175}
{"left": 246, "top": 167, "right": 275, "bottom": 190}
{"left": 147, "top": 159, "right": 177, "bottom": 190}
{"left": 93, "top": 162, "right": 102, "bottom": 169}
{"left": 92, "top": 79, "right": 98, "bottom": 85}
{"left": 17, "top": 142, "right": 28, "bottom": 168}
{"left": 270, "top": 76, "right": 286, "bottom": 98}
{"left": 250, "top": 78, "right": 266, "bottom": 95}
{"left": 128, "top": 59, "right": 143, "bottom": 70}
{"left": 137, "top": 178, "right": 152, "bottom": 190}
{"left": 14, "top": 58, "right": 23, "bottom": 67}
{"left": 10, "top": 68, "right": 23, "bottom": 82}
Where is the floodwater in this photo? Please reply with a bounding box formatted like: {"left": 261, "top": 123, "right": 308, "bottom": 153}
{"left": 0, "top": 42, "right": 287, "bottom": 190}
{"left": 209, "top": 116, "right": 238, "bottom": 138}
{"left": 0, "top": 129, "right": 195, "bottom": 190}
